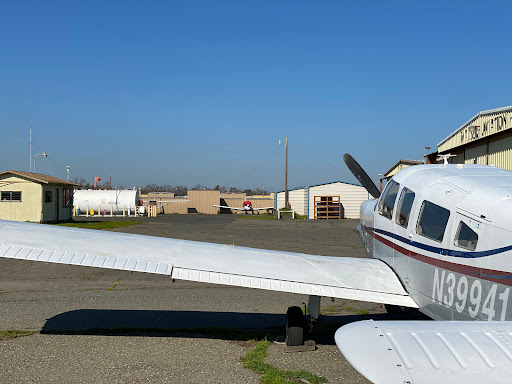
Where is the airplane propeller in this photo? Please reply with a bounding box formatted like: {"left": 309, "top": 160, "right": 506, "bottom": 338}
{"left": 343, "top": 153, "right": 381, "bottom": 199}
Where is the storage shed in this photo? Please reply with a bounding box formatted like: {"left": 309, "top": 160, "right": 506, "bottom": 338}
{"left": 0, "top": 170, "right": 78, "bottom": 223}
{"left": 276, "top": 182, "right": 369, "bottom": 219}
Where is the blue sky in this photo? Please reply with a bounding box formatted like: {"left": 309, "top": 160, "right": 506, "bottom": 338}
{"left": 1, "top": 1, "right": 510, "bottom": 191}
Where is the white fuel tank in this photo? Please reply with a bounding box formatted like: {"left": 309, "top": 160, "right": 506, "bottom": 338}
{"left": 74, "top": 189, "right": 139, "bottom": 215}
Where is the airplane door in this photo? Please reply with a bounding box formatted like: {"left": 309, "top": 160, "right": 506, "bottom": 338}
{"left": 373, "top": 180, "right": 400, "bottom": 268}
{"left": 391, "top": 186, "right": 418, "bottom": 290}
{"left": 399, "top": 184, "right": 462, "bottom": 316}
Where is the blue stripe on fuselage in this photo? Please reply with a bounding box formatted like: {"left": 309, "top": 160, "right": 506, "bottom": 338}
{"left": 370, "top": 227, "right": 512, "bottom": 259}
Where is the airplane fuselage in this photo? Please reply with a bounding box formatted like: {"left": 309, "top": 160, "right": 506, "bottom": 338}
{"left": 358, "top": 164, "right": 512, "bottom": 321}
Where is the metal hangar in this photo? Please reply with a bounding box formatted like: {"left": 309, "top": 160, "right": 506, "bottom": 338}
{"left": 275, "top": 182, "right": 369, "bottom": 219}
{"left": 437, "top": 105, "right": 512, "bottom": 168}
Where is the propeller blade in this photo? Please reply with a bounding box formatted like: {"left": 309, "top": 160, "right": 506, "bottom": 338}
{"left": 343, "top": 153, "right": 381, "bottom": 199}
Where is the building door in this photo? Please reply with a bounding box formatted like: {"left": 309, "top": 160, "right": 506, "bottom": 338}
{"left": 314, "top": 196, "right": 341, "bottom": 219}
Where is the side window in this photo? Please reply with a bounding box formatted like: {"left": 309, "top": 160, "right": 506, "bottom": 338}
{"left": 454, "top": 221, "right": 478, "bottom": 251}
{"left": 378, "top": 180, "right": 400, "bottom": 220}
{"left": 45, "top": 191, "right": 53, "bottom": 203}
{"left": 417, "top": 201, "right": 450, "bottom": 242}
{"left": 1, "top": 191, "right": 22, "bottom": 202}
{"left": 395, "top": 187, "right": 415, "bottom": 228}
{"left": 63, "top": 188, "right": 71, "bottom": 208}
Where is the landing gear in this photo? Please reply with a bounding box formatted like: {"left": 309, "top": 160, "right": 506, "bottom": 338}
{"left": 285, "top": 295, "right": 321, "bottom": 347}
{"left": 285, "top": 306, "right": 306, "bottom": 346}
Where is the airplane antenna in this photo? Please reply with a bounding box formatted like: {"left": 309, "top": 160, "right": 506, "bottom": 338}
{"left": 437, "top": 154, "right": 456, "bottom": 165}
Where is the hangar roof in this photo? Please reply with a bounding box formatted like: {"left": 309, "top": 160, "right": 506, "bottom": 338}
{"left": 437, "top": 105, "right": 512, "bottom": 153}
{"left": 0, "top": 170, "right": 79, "bottom": 186}
{"left": 384, "top": 159, "right": 423, "bottom": 178}
{"left": 276, "top": 181, "right": 363, "bottom": 193}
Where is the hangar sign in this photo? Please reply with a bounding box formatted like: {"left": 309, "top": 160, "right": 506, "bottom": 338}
{"left": 438, "top": 107, "right": 512, "bottom": 153}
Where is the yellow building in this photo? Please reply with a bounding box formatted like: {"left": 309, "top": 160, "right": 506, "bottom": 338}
{"left": 384, "top": 160, "right": 423, "bottom": 180}
{"left": 438, "top": 105, "right": 512, "bottom": 168}
{"left": 0, "top": 171, "right": 78, "bottom": 223}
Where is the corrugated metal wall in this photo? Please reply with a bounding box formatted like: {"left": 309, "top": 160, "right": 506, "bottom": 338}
{"left": 275, "top": 189, "right": 307, "bottom": 215}
{"left": 448, "top": 149, "right": 465, "bottom": 164}
{"left": 489, "top": 135, "right": 512, "bottom": 169}
{"left": 187, "top": 190, "right": 220, "bottom": 214}
{"left": 162, "top": 200, "right": 191, "bottom": 214}
{"left": 308, "top": 183, "right": 368, "bottom": 219}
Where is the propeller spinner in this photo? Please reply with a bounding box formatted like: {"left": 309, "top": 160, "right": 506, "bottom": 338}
{"left": 343, "top": 153, "right": 381, "bottom": 199}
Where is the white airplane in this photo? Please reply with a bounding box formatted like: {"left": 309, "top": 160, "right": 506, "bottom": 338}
{"left": 1, "top": 153, "right": 512, "bottom": 383}
{"left": 214, "top": 200, "right": 274, "bottom": 214}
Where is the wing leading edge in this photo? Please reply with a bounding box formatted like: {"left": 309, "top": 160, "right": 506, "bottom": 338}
{"left": 0, "top": 220, "right": 416, "bottom": 307}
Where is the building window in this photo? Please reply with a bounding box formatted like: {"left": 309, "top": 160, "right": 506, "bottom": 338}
{"left": 417, "top": 201, "right": 450, "bottom": 242}
{"left": 63, "top": 188, "right": 71, "bottom": 208}
{"left": 45, "top": 191, "right": 53, "bottom": 203}
{"left": 1, "top": 191, "right": 22, "bottom": 202}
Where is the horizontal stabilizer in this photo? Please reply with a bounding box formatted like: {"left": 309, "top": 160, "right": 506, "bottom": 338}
{"left": 335, "top": 320, "right": 512, "bottom": 384}
{"left": 0, "top": 220, "right": 416, "bottom": 307}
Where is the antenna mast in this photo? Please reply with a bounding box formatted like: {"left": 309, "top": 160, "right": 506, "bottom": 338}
{"left": 285, "top": 136, "right": 289, "bottom": 208}
{"left": 30, "top": 126, "right": 32, "bottom": 172}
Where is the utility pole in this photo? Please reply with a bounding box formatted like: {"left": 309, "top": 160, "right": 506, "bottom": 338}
{"left": 30, "top": 126, "right": 32, "bottom": 172}
{"left": 285, "top": 136, "right": 290, "bottom": 208}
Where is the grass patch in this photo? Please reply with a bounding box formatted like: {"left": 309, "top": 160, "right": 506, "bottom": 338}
{"left": 55, "top": 220, "right": 144, "bottom": 231}
{"left": 356, "top": 309, "right": 369, "bottom": 315}
{"left": 237, "top": 215, "right": 278, "bottom": 220}
{"left": 106, "top": 279, "right": 122, "bottom": 291}
{"left": 319, "top": 306, "right": 335, "bottom": 316}
{"left": 0, "top": 330, "right": 37, "bottom": 341}
{"left": 242, "top": 340, "right": 327, "bottom": 384}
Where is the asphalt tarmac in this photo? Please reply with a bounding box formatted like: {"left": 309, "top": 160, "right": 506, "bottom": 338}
{"left": 0, "top": 215, "right": 416, "bottom": 383}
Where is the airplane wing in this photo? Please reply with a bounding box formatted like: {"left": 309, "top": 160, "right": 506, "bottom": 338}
{"left": 252, "top": 207, "right": 275, "bottom": 211}
{"left": 0, "top": 220, "right": 416, "bottom": 307}
{"left": 213, "top": 204, "right": 245, "bottom": 211}
{"left": 335, "top": 320, "right": 512, "bottom": 384}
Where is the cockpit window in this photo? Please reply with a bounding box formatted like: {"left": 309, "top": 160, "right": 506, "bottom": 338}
{"left": 417, "top": 201, "right": 450, "bottom": 242}
{"left": 454, "top": 221, "right": 478, "bottom": 251}
{"left": 378, "top": 180, "right": 400, "bottom": 220}
{"left": 395, "top": 187, "right": 415, "bottom": 228}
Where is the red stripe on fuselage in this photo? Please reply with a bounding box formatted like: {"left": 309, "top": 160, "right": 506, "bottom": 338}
{"left": 369, "top": 229, "right": 512, "bottom": 286}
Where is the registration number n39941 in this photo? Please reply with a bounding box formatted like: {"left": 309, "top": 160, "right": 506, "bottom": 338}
{"left": 432, "top": 268, "right": 509, "bottom": 321}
